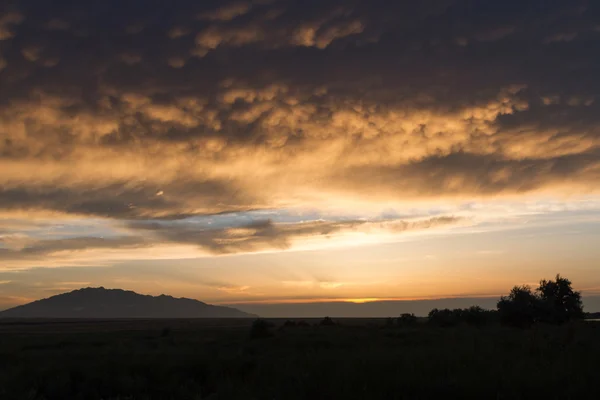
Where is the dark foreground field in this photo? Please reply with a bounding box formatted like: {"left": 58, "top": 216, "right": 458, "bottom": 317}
{"left": 0, "top": 318, "right": 598, "bottom": 400}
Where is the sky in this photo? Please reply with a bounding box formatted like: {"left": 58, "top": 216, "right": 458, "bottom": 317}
{"left": 1, "top": 0, "right": 600, "bottom": 316}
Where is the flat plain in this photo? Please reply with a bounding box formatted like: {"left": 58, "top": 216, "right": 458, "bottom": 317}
{"left": 0, "top": 318, "right": 598, "bottom": 399}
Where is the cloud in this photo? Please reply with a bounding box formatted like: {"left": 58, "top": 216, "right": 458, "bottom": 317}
{"left": 0, "top": 236, "right": 149, "bottom": 262}
{"left": 0, "top": 12, "right": 23, "bottom": 40}
{"left": 0, "top": 0, "right": 598, "bottom": 229}
{"left": 0, "top": 215, "right": 463, "bottom": 270}
{"left": 197, "top": 2, "right": 252, "bottom": 22}
{"left": 126, "top": 215, "right": 463, "bottom": 254}
{"left": 543, "top": 32, "right": 578, "bottom": 43}
{"left": 216, "top": 285, "right": 250, "bottom": 294}
{"left": 282, "top": 280, "right": 345, "bottom": 290}
{"left": 474, "top": 26, "right": 516, "bottom": 42}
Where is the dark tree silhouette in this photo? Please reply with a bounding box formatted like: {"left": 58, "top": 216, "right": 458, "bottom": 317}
{"left": 397, "top": 313, "right": 418, "bottom": 327}
{"left": 497, "top": 275, "right": 584, "bottom": 327}
{"left": 427, "top": 307, "right": 496, "bottom": 327}
{"left": 428, "top": 308, "right": 458, "bottom": 327}
{"left": 464, "top": 306, "right": 493, "bottom": 326}
{"left": 497, "top": 285, "right": 538, "bottom": 327}
{"left": 536, "top": 274, "right": 584, "bottom": 324}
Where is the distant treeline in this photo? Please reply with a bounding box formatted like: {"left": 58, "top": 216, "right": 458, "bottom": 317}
{"left": 267, "top": 274, "right": 588, "bottom": 333}
{"left": 426, "top": 274, "right": 585, "bottom": 328}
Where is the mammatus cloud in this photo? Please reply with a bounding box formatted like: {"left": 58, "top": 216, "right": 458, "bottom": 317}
{"left": 0, "top": 2, "right": 598, "bottom": 227}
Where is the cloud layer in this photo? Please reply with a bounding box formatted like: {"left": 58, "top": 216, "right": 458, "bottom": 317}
{"left": 0, "top": 215, "right": 463, "bottom": 268}
{"left": 1, "top": 0, "right": 599, "bottom": 258}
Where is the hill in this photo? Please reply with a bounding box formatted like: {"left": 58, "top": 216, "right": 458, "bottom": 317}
{"left": 0, "top": 287, "right": 256, "bottom": 318}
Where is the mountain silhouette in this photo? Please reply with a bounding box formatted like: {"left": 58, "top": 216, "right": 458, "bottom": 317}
{"left": 0, "top": 287, "right": 256, "bottom": 318}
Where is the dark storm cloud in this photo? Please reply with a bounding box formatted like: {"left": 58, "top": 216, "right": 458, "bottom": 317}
{"left": 1, "top": 0, "right": 599, "bottom": 218}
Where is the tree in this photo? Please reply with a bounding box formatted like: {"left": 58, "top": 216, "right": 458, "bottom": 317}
{"left": 464, "top": 306, "right": 493, "bottom": 326}
{"left": 497, "top": 275, "right": 584, "bottom": 327}
{"left": 497, "top": 285, "right": 538, "bottom": 327}
{"left": 536, "top": 274, "right": 584, "bottom": 324}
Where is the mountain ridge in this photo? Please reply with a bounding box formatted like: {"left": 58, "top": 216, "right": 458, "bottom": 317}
{"left": 0, "top": 287, "right": 257, "bottom": 318}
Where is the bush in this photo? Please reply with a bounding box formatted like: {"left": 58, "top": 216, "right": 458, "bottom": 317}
{"left": 160, "top": 327, "right": 172, "bottom": 337}
{"left": 283, "top": 320, "right": 297, "bottom": 328}
{"left": 428, "top": 308, "right": 458, "bottom": 327}
{"left": 250, "top": 319, "right": 272, "bottom": 338}
{"left": 427, "top": 307, "right": 496, "bottom": 327}
{"left": 397, "top": 313, "right": 418, "bottom": 327}
{"left": 320, "top": 316, "right": 336, "bottom": 326}
{"left": 464, "top": 306, "right": 496, "bottom": 326}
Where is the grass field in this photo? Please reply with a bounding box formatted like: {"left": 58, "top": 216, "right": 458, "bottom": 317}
{"left": 0, "top": 318, "right": 598, "bottom": 399}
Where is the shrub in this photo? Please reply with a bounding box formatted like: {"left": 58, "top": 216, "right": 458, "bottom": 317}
{"left": 397, "top": 313, "right": 418, "bottom": 327}
{"left": 283, "top": 320, "right": 297, "bottom": 328}
{"left": 249, "top": 319, "right": 272, "bottom": 338}
{"left": 320, "top": 316, "right": 336, "bottom": 326}
{"left": 464, "top": 306, "right": 490, "bottom": 326}
{"left": 160, "top": 327, "right": 172, "bottom": 337}
{"left": 427, "top": 307, "right": 496, "bottom": 327}
{"left": 428, "top": 308, "right": 459, "bottom": 327}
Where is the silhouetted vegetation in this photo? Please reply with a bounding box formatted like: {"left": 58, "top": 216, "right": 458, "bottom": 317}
{"left": 283, "top": 319, "right": 297, "bottom": 328}
{"left": 320, "top": 316, "right": 337, "bottom": 326}
{"left": 498, "top": 274, "right": 584, "bottom": 327}
{"left": 586, "top": 312, "right": 600, "bottom": 319}
{"left": 429, "top": 308, "right": 457, "bottom": 326}
{"left": 160, "top": 326, "right": 172, "bottom": 337}
{"left": 249, "top": 318, "right": 272, "bottom": 338}
{"left": 464, "top": 306, "right": 497, "bottom": 326}
{"left": 537, "top": 274, "right": 584, "bottom": 324}
{"left": 427, "top": 307, "right": 497, "bottom": 327}
{"left": 396, "top": 313, "right": 418, "bottom": 327}
{"left": 281, "top": 319, "right": 311, "bottom": 329}
{"left": 498, "top": 285, "right": 538, "bottom": 327}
